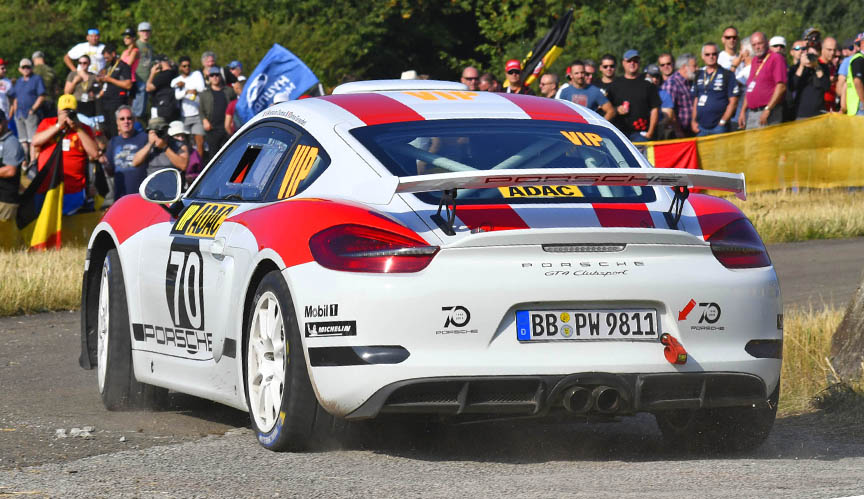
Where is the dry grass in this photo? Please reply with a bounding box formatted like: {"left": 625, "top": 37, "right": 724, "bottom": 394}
{"left": 778, "top": 306, "right": 864, "bottom": 415}
{"left": 731, "top": 189, "right": 864, "bottom": 244}
{"left": 0, "top": 246, "right": 86, "bottom": 316}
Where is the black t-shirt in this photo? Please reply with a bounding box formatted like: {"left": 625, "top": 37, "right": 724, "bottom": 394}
{"left": 607, "top": 77, "right": 661, "bottom": 136}
{"left": 595, "top": 79, "right": 614, "bottom": 97}
{"left": 100, "top": 60, "right": 132, "bottom": 106}
{"left": 210, "top": 89, "right": 228, "bottom": 131}
{"left": 151, "top": 68, "right": 178, "bottom": 119}
{"left": 852, "top": 57, "right": 864, "bottom": 81}
{"left": 792, "top": 62, "right": 831, "bottom": 118}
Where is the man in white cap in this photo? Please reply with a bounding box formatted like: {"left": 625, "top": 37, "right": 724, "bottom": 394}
{"left": 769, "top": 36, "right": 787, "bottom": 55}
{"left": 133, "top": 22, "right": 154, "bottom": 119}
{"left": 64, "top": 28, "right": 105, "bottom": 72}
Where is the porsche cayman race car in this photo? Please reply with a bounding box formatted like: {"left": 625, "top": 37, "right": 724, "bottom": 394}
{"left": 79, "top": 80, "right": 782, "bottom": 452}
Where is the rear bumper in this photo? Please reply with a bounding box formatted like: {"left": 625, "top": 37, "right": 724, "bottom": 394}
{"left": 346, "top": 371, "right": 769, "bottom": 420}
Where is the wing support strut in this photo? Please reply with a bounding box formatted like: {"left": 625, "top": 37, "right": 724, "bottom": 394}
{"left": 664, "top": 186, "right": 689, "bottom": 230}
{"left": 431, "top": 188, "right": 458, "bottom": 236}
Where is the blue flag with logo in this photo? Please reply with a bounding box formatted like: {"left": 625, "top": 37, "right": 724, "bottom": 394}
{"left": 236, "top": 43, "right": 318, "bottom": 124}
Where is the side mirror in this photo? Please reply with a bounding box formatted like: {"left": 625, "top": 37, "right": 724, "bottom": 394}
{"left": 139, "top": 168, "right": 182, "bottom": 204}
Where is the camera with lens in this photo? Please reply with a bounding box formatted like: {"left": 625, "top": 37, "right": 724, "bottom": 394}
{"left": 154, "top": 125, "right": 169, "bottom": 139}
{"left": 66, "top": 110, "right": 77, "bottom": 122}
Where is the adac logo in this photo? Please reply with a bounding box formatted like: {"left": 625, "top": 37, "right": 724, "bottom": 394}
{"left": 442, "top": 306, "right": 470, "bottom": 328}
{"left": 171, "top": 202, "right": 237, "bottom": 239}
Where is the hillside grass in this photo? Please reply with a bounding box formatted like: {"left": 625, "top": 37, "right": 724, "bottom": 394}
{"left": 733, "top": 189, "right": 864, "bottom": 244}
{"left": 0, "top": 246, "right": 86, "bottom": 316}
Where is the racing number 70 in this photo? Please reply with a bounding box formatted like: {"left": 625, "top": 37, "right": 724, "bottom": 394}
{"left": 166, "top": 247, "right": 204, "bottom": 330}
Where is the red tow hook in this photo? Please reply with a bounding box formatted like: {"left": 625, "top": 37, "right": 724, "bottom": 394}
{"left": 660, "top": 333, "right": 688, "bottom": 365}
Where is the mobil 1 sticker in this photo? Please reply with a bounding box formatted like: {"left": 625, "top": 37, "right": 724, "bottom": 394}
{"left": 516, "top": 309, "right": 659, "bottom": 341}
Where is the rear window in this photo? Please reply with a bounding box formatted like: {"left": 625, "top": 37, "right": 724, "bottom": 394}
{"left": 351, "top": 119, "right": 655, "bottom": 204}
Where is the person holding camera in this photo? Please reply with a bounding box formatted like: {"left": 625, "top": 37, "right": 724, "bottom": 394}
{"left": 132, "top": 117, "right": 188, "bottom": 178}
{"left": 146, "top": 56, "right": 178, "bottom": 122}
{"left": 64, "top": 55, "right": 100, "bottom": 123}
{"left": 790, "top": 45, "right": 830, "bottom": 119}
{"left": 31, "top": 94, "right": 100, "bottom": 214}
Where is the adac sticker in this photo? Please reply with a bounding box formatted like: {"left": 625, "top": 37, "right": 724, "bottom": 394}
{"left": 499, "top": 184, "right": 584, "bottom": 198}
{"left": 171, "top": 202, "right": 238, "bottom": 238}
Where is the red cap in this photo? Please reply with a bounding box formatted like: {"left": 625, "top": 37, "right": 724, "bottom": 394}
{"left": 0, "top": 58, "right": 6, "bottom": 66}
{"left": 505, "top": 59, "right": 521, "bottom": 72}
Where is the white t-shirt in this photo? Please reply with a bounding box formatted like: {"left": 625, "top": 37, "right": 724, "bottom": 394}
{"left": 735, "top": 63, "right": 751, "bottom": 86}
{"left": 171, "top": 71, "right": 206, "bottom": 117}
{"left": 0, "top": 78, "right": 11, "bottom": 116}
{"left": 68, "top": 42, "right": 106, "bottom": 72}
{"left": 718, "top": 51, "right": 735, "bottom": 71}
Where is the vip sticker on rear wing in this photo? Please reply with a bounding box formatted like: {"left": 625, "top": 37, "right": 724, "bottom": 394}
{"left": 390, "top": 168, "right": 746, "bottom": 235}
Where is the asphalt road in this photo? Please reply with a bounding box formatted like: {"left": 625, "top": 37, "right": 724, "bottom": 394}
{"left": 1, "top": 237, "right": 863, "bottom": 497}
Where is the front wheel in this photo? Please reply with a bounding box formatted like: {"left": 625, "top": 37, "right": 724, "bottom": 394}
{"left": 96, "top": 249, "right": 166, "bottom": 409}
{"left": 244, "top": 271, "right": 342, "bottom": 451}
{"left": 654, "top": 384, "right": 779, "bottom": 453}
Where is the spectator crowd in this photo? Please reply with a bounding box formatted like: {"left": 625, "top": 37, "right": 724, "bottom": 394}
{"left": 455, "top": 26, "right": 863, "bottom": 143}
{"left": 1, "top": 22, "right": 863, "bottom": 225}
{"left": 0, "top": 22, "right": 247, "bottom": 222}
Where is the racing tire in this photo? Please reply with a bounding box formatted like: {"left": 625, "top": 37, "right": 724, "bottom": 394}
{"left": 96, "top": 249, "right": 167, "bottom": 410}
{"left": 243, "top": 270, "right": 343, "bottom": 452}
{"left": 654, "top": 384, "right": 779, "bottom": 453}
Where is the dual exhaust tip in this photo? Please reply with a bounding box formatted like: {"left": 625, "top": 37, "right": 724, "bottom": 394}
{"left": 562, "top": 385, "right": 621, "bottom": 414}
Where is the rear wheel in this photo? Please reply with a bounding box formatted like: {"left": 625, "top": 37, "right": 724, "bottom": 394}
{"left": 96, "top": 249, "right": 166, "bottom": 409}
{"left": 244, "top": 271, "right": 343, "bottom": 451}
{"left": 654, "top": 384, "right": 779, "bottom": 453}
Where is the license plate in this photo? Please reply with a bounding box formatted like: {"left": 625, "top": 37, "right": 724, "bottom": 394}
{"left": 516, "top": 309, "right": 659, "bottom": 341}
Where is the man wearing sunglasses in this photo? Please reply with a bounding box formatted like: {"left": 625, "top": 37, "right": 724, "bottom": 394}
{"left": 64, "top": 28, "right": 105, "bottom": 73}
{"left": 460, "top": 66, "right": 480, "bottom": 91}
{"left": 96, "top": 44, "right": 132, "bottom": 139}
{"left": 607, "top": 49, "right": 661, "bottom": 142}
{"left": 503, "top": 59, "right": 534, "bottom": 95}
{"left": 691, "top": 43, "right": 739, "bottom": 136}
{"left": 8, "top": 58, "right": 46, "bottom": 158}
{"left": 595, "top": 54, "right": 617, "bottom": 96}
{"left": 105, "top": 105, "right": 147, "bottom": 199}
{"left": 558, "top": 60, "right": 615, "bottom": 120}
{"left": 719, "top": 26, "right": 741, "bottom": 72}
{"left": 171, "top": 55, "right": 206, "bottom": 155}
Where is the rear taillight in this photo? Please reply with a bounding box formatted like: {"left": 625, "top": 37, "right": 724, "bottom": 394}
{"left": 309, "top": 224, "right": 439, "bottom": 273}
{"left": 707, "top": 218, "right": 771, "bottom": 269}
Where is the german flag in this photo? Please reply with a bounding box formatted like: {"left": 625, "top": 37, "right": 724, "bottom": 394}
{"left": 16, "top": 142, "right": 64, "bottom": 250}
{"left": 521, "top": 9, "right": 574, "bottom": 87}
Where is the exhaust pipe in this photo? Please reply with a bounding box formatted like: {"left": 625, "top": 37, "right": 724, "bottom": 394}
{"left": 593, "top": 386, "right": 621, "bottom": 413}
{"left": 562, "top": 386, "right": 593, "bottom": 414}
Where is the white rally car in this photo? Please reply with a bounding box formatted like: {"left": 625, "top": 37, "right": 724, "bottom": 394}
{"left": 79, "top": 80, "right": 782, "bottom": 452}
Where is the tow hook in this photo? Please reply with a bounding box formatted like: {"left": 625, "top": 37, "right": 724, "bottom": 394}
{"left": 660, "top": 333, "right": 688, "bottom": 365}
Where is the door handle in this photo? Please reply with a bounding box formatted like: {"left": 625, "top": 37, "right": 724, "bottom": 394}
{"left": 211, "top": 237, "right": 226, "bottom": 257}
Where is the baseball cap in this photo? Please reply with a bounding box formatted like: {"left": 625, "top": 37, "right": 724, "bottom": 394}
{"left": 645, "top": 63, "right": 661, "bottom": 77}
{"left": 400, "top": 69, "right": 418, "bottom": 80}
{"left": 803, "top": 27, "right": 821, "bottom": 39}
{"left": 138, "top": 22, "right": 152, "bottom": 32}
{"left": 19, "top": 58, "right": 32, "bottom": 68}
{"left": 31, "top": 51, "right": 44, "bottom": 60}
{"left": 769, "top": 36, "right": 787, "bottom": 47}
{"left": 228, "top": 60, "right": 242, "bottom": 69}
{"left": 623, "top": 49, "right": 639, "bottom": 61}
{"left": 87, "top": 28, "right": 99, "bottom": 35}
{"left": 58, "top": 94, "right": 78, "bottom": 111}
{"left": 0, "top": 58, "right": 5, "bottom": 67}
{"left": 167, "top": 120, "right": 186, "bottom": 137}
{"left": 122, "top": 27, "right": 135, "bottom": 37}
{"left": 206, "top": 66, "right": 221, "bottom": 76}
{"left": 505, "top": 59, "right": 521, "bottom": 72}
{"left": 855, "top": 32, "right": 864, "bottom": 45}
{"left": 147, "top": 117, "right": 168, "bottom": 131}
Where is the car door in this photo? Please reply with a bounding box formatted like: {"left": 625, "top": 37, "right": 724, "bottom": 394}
{"left": 135, "top": 124, "right": 299, "bottom": 362}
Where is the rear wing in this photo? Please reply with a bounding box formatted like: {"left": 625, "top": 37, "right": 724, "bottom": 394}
{"left": 382, "top": 168, "right": 745, "bottom": 235}
{"left": 394, "top": 168, "right": 746, "bottom": 201}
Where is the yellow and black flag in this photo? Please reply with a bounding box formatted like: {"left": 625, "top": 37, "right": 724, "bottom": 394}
{"left": 16, "top": 143, "right": 64, "bottom": 250}
{"left": 520, "top": 8, "right": 574, "bottom": 87}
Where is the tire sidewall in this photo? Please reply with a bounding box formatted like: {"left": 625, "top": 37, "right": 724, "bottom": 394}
{"left": 244, "top": 270, "right": 316, "bottom": 451}
{"left": 99, "top": 249, "right": 136, "bottom": 410}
